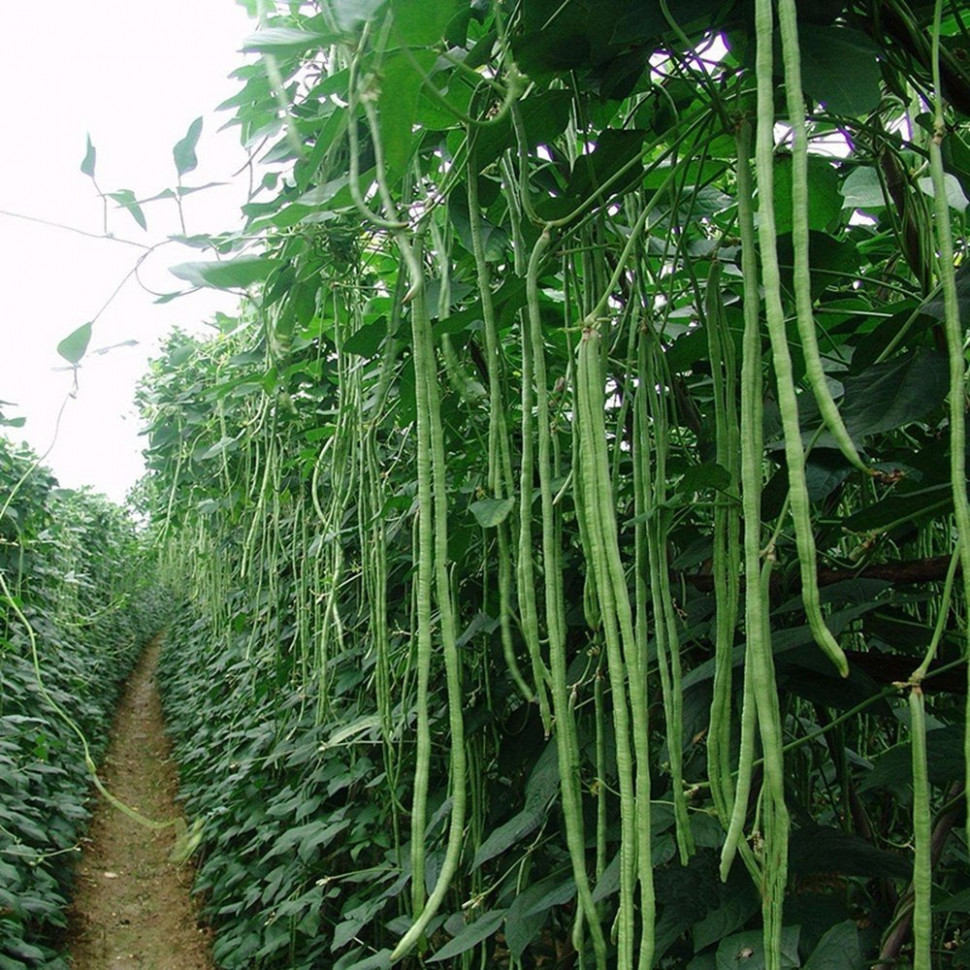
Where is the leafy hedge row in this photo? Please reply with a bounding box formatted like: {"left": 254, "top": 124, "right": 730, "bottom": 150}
{"left": 0, "top": 438, "right": 166, "bottom": 969}
{"left": 157, "top": 607, "right": 408, "bottom": 970}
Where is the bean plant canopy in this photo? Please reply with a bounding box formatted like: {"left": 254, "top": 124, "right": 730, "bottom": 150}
{"left": 6, "top": 0, "right": 970, "bottom": 967}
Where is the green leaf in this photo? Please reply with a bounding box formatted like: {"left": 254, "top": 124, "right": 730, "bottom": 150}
{"left": 173, "top": 117, "right": 203, "bottom": 177}
{"left": 841, "top": 349, "right": 949, "bottom": 439}
{"left": 376, "top": 49, "right": 434, "bottom": 187}
{"left": 797, "top": 25, "right": 882, "bottom": 115}
{"left": 561, "top": 128, "right": 648, "bottom": 206}
{"left": 675, "top": 462, "right": 732, "bottom": 495}
{"left": 242, "top": 27, "right": 334, "bottom": 55}
{"left": 803, "top": 920, "right": 863, "bottom": 970}
{"left": 427, "top": 908, "right": 507, "bottom": 962}
{"left": 450, "top": 189, "right": 509, "bottom": 262}
{"left": 715, "top": 926, "right": 800, "bottom": 970}
{"left": 917, "top": 172, "right": 970, "bottom": 212}
{"left": 80, "top": 134, "right": 96, "bottom": 178}
{"left": 107, "top": 189, "right": 147, "bottom": 230}
{"left": 789, "top": 825, "right": 911, "bottom": 879}
{"left": 859, "top": 726, "right": 965, "bottom": 796}
{"left": 469, "top": 497, "right": 515, "bottom": 529}
{"left": 334, "top": 949, "right": 391, "bottom": 970}
{"left": 504, "top": 875, "right": 575, "bottom": 959}
{"left": 391, "top": 0, "right": 456, "bottom": 46}
{"left": 474, "top": 90, "right": 573, "bottom": 169}
{"left": 56, "top": 322, "right": 93, "bottom": 365}
{"left": 842, "top": 482, "right": 951, "bottom": 533}
{"left": 332, "top": 0, "right": 386, "bottom": 32}
{"left": 344, "top": 318, "right": 388, "bottom": 357}
{"left": 194, "top": 436, "right": 239, "bottom": 462}
{"left": 472, "top": 741, "right": 559, "bottom": 868}
{"left": 840, "top": 166, "right": 887, "bottom": 210}
{"left": 692, "top": 880, "right": 760, "bottom": 951}
{"left": 774, "top": 154, "right": 842, "bottom": 232}
{"left": 921, "top": 264, "right": 970, "bottom": 322}
{"left": 170, "top": 256, "right": 279, "bottom": 290}
{"left": 934, "top": 887, "right": 970, "bottom": 912}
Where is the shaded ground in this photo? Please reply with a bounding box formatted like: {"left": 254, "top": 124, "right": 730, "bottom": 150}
{"left": 67, "top": 636, "right": 213, "bottom": 969}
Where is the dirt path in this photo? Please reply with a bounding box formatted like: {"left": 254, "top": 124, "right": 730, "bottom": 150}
{"left": 67, "top": 636, "right": 213, "bottom": 969}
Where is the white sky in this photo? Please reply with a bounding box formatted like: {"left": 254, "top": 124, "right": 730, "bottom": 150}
{"left": 0, "top": 1, "right": 257, "bottom": 503}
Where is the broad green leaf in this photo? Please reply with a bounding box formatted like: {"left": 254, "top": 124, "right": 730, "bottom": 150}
{"left": 170, "top": 256, "right": 279, "bottom": 290}
{"left": 450, "top": 189, "right": 509, "bottom": 262}
{"left": 840, "top": 166, "right": 887, "bottom": 210}
{"left": 715, "top": 926, "right": 800, "bottom": 970}
{"left": 934, "top": 887, "right": 970, "bottom": 912}
{"left": 842, "top": 482, "right": 951, "bottom": 533}
{"left": 194, "top": 436, "right": 239, "bottom": 462}
{"left": 562, "top": 128, "right": 648, "bottom": 205}
{"left": 774, "top": 154, "right": 842, "bottom": 232}
{"left": 468, "top": 497, "right": 514, "bottom": 529}
{"left": 798, "top": 25, "right": 882, "bottom": 115}
{"left": 692, "top": 877, "right": 760, "bottom": 951}
{"left": 173, "top": 117, "right": 203, "bottom": 177}
{"left": 391, "top": 0, "right": 456, "bottom": 46}
{"left": 332, "top": 0, "right": 386, "bottom": 32}
{"left": 333, "top": 947, "right": 392, "bottom": 970}
{"left": 803, "top": 920, "right": 863, "bottom": 970}
{"left": 344, "top": 318, "right": 388, "bottom": 357}
{"left": 788, "top": 825, "right": 911, "bottom": 879}
{"left": 859, "top": 725, "right": 965, "bottom": 795}
{"left": 107, "top": 189, "right": 147, "bottom": 230}
{"left": 376, "top": 49, "right": 434, "bottom": 187}
{"left": 474, "top": 90, "right": 573, "bottom": 169}
{"left": 427, "top": 908, "right": 507, "bottom": 962}
{"left": 921, "top": 263, "right": 970, "bottom": 321}
{"left": 675, "top": 462, "right": 732, "bottom": 495}
{"left": 917, "top": 172, "right": 970, "bottom": 212}
{"left": 505, "top": 875, "right": 573, "bottom": 959}
{"left": 841, "top": 349, "right": 949, "bottom": 439}
{"left": 80, "top": 134, "right": 96, "bottom": 178}
{"left": 56, "top": 322, "right": 93, "bottom": 365}
{"left": 472, "top": 741, "right": 559, "bottom": 868}
{"left": 775, "top": 230, "right": 859, "bottom": 302}
{"left": 242, "top": 27, "right": 333, "bottom": 55}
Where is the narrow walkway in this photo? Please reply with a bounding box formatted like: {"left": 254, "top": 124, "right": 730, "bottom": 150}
{"left": 67, "top": 636, "right": 213, "bottom": 969}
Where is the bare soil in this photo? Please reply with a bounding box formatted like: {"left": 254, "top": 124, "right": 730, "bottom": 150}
{"left": 66, "top": 636, "right": 213, "bottom": 970}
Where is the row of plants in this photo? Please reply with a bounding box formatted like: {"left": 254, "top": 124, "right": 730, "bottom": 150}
{"left": 128, "top": 0, "right": 970, "bottom": 967}
{"left": 0, "top": 437, "right": 167, "bottom": 969}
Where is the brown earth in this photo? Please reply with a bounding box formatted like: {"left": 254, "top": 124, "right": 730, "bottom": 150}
{"left": 66, "top": 636, "right": 213, "bottom": 970}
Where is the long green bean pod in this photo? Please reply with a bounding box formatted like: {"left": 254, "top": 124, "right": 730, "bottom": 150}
{"left": 391, "top": 256, "right": 468, "bottom": 962}
{"left": 577, "top": 324, "right": 654, "bottom": 968}
{"left": 704, "top": 259, "right": 742, "bottom": 827}
{"left": 753, "top": 0, "right": 849, "bottom": 678}
{"left": 777, "top": 0, "right": 869, "bottom": 475}
{"left": 908, "top": 686, "right": 932, "bottom": 969}
{"left": 466, "top": 149, "right": 533, "bottom": 703}
{"left": 926, "top": 0, "right": 970, "bottom": 831}
{"left": 526, "top": 231, "right": 608, "bottom": 962}
{"left": 642, "top": 338, "right": 694, "bottom": 864}
{"left": 719, "top": 116, "right": 765, "bottom": 882}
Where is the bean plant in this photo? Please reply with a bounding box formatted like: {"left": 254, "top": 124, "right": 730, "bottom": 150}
{"left": 134, "top": 1, "right": 970, "bottom": 967}
{"left": 0, "top": 438, "right": 167, "bottom": 968}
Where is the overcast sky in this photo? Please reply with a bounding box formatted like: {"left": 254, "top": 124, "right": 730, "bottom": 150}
{"left": 0, "top": 1, "right": 257, "bottom": 502}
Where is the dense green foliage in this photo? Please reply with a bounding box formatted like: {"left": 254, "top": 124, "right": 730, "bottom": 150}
{"left": 0, "top": 439, "right": 165, "bottom": 968}
{"left": 125, "top": 0, "right": 970, "bottom": 967}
